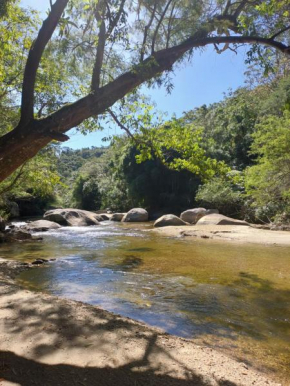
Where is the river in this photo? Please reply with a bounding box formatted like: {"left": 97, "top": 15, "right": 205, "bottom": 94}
{"left": 1, "top": 221, "right": 290, "bottom": 380}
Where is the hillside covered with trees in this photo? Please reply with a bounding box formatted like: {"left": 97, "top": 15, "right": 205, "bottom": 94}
{"left": 2, "top": 64, "right": 290, "bottom": 226}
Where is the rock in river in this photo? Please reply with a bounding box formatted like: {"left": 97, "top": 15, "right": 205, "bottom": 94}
{"left": 180, "top": 208, "right": 219, "bottom": 224}
{"left": 122, "top": 208, "right": 148, "bottom": 222}
{"left": 4, "top": 228, "right": 33, "bottom": 241}
{"left": 154, "top": 214, "right": 187, "bottom": 227}
{"left": 44, "top": 209, "right": 101, "bottom": 226}
{"left": 196, "top": 213, "right": 249, "bottom": 226}
{"left": 24, "top": 220, "right": 61, "bottom": 232}
{"left": 110, "top": 213, "right": 126, "bottom": 222}
{"left": 180, "top": 208, "right": 206, "bottom": 224}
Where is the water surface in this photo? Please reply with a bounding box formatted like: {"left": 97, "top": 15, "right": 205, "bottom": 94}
{"left": 2, "top": 221, "right": 290, "bottom": 380}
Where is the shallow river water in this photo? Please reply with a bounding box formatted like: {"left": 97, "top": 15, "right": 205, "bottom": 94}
{"left": 1, "top": 221, "right": 290, "bottom": 380}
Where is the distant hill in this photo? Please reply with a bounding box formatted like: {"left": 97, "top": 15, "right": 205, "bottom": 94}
{"left": 57, "top": 146, "right": 107, "bottom": 180}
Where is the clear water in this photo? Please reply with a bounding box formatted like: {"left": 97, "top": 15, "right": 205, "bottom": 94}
{"left": 1, "top": 221, "right": 290, "bottom": 380}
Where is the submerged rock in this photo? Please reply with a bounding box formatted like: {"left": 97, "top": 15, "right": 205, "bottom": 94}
{"left": 154, "top": 214, "right": 187, "bottom": 227}
{"left": 122, "top": 208, "right": 148, "bottom": 222}
{"left": 24, "top": 220, "right": 61, "bottom": 232}
{"left": 110, "top": 213, "right": 126, "bottom": 222}
{"left": 44, "top": 209, "right": 101, "bottom": 226}
{"left": 197, "top": 213, "right": 248, "bottom": 226}
{"left": 31, "top": 259, "right": 49, "bottom": 265}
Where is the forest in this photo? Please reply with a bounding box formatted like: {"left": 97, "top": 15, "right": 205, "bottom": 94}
{"left": 2, "top": 66, "right": 290, "bottom": 225}
{"left": 0, "top": 0, "right": 290, "bottom": 226}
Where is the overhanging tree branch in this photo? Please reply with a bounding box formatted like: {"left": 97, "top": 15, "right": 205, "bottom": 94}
{"left": 1, "top": 22, "right": 290, "bottom": 183}
{"left": 20, "top": 0, "right": 68, "bottom": 125}
{"left": 22, "top": 33, "right": 290, "bottom": 137}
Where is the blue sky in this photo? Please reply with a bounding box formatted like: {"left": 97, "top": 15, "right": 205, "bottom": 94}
{"left": 20, "top": 0, "right": 248, "bottom": 149}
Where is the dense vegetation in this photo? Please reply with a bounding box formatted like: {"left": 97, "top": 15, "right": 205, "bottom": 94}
{"left": 1, "top": 58, "right": 290, "bottom": 224}
{"left": 0, "top": 0, "right": 290, "bottom": 182}
{"left": 1, "top": 1, "right": 290, "bottom": 225}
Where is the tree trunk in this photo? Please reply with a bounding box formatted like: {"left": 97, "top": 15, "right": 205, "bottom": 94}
{"left": 0, "top": 124, "right": 51, "bottom": 182}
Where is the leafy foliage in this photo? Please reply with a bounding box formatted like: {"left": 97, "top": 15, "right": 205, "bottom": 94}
{"left": 196, "top": 176, "right": 245, "bottom": 218}
{"left": 245, "top": 112, "right": 290, "bottom": 221}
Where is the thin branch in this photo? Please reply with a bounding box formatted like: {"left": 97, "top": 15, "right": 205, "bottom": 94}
{"left": 166, "top": 1, "right": 176, "bottom": 49}
{"left": 0, "top": 163, "right": 26, "bottom": 196}
{"left": 233, "top": 0, "right": 258, "bottom": 18}
{"left": 151, "top": 0, "right": 174, "bottom": 53}
{"left": 140, "top": 0, "right": 157, "bottom": 61}
{"left": 271, "top": 25, "right": 290, "bottom": 40}
{"left": 107, "top": 108, "right": 139, "bottom": 142}
{"left": 106, "top": 0, "right": 126, "bottom": 38}
{"left": 20, "top": 0, "right": 69, "bottom": 126}
{"left": 224, "top": 0, "right": 232, "bottom": 15}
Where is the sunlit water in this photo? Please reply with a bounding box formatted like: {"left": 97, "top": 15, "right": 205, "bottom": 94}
{"left": 1, "top": 221, "right": 290, "bottom": 380}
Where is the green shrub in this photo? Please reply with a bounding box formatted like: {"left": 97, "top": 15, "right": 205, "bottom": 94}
{"left": 196, "top": 177, "right": 245, "bottom": 218}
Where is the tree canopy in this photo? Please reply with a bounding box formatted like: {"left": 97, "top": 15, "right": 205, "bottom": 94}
{"left": 0, "top": 0, "right": 290, "bottom": 182}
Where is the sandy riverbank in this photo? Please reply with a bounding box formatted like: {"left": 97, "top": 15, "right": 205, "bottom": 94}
{"left": 0, "top": 259, "right": 284, "bottom": 386}
{"left": 151, "top": 224, "right": 290, "bottom": 246}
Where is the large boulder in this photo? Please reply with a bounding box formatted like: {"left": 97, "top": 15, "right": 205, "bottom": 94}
{"left": 122, "top": 208, "right": 148, "bottom": 222}
{"left": 110, "top": 213, "right": 126, "bottom": 222}
{"left": 196, "top": 213, "right": 248, "bottom": 226}
{"left": 180, "top": 208, "right": 219, "bottom": 224}
{"left": 44, "top": 209, "right": 101, "bottom": 226}
{"left": 24, "top": 220, "right": 61, "bottom": 232}
{"left": 180, "top": 208, "right": 206, "bottom": 224}
{"left": 0, "top": 216, "right": 5, "bottom": 232}
{"left": 5, "top": 228, "right": 33, "bottom": 241}
{"left": 154, "top": 214, "right": 187, "bottom": 227}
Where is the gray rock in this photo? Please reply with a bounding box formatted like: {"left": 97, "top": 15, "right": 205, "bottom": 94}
{"left": 180, "top": 208, "right": 207, "bottom": 224}
{"left": 180, "top": 208, "right": 219, "bottom": 224}
{"left": 44, "top": 208, "right": 101, "bottom": 226}
{"left": 122, "top": 208, "right": 149, "bottom": 222}
{"left": 5, "top": 228, "right": 32, "bottom": 241}
{"left": 110, "top": 213, "right": 126, "bottom": 222}
{"left": 24, "top": 220, "right": 61, "bottom": 232}
{"left": 196, "top": 213, "right": 248, "bottom": 226}
{"left": 154, "top": 214, "right": 187, "bottom": 227}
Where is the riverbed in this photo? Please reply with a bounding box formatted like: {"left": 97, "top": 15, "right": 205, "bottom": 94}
{"left": 1, "top": 221, "right": 290, "bottom": 381}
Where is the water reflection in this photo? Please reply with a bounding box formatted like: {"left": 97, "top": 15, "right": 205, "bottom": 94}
{"left": 1, "top": 221, "right": 290, "bottom": 379}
